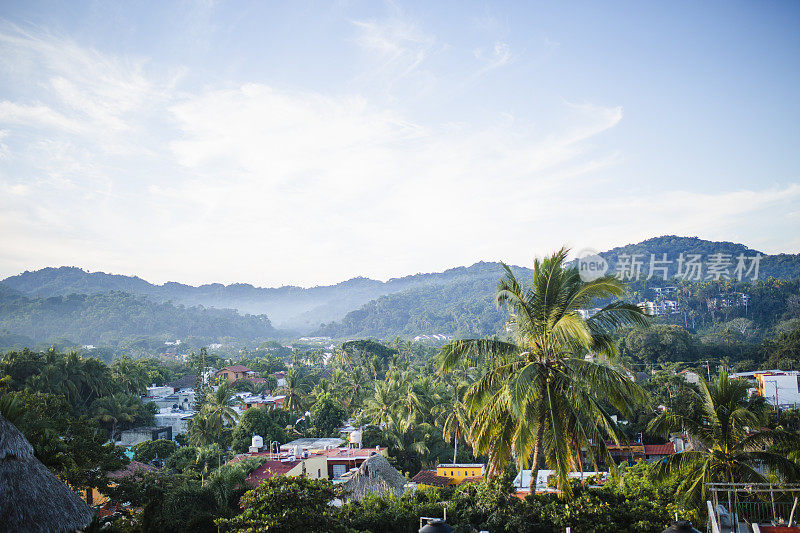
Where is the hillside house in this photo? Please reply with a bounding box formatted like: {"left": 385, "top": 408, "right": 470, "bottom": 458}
{"left": 216, "top": 365, "right": 258, "bottom": 384}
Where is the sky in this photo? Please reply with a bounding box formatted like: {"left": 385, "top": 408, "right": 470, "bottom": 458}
{"left": 0, "top": 1, "right": 798, "bottom": 287}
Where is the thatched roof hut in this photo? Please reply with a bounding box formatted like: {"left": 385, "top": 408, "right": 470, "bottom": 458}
{"left": 341, "top": 453, "right": 406, "bottom": 502}
{"left": 0, "top": 414, "right": 92, "bottom": 532}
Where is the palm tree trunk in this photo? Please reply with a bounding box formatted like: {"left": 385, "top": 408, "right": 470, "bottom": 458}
{"left": 453, "top": 429, "right": 459, "bottom": 464}
{"left": 529, "top": 423, "right": 544, "bottom": 492}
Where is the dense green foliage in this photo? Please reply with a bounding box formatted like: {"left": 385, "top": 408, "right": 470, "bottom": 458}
{"left": 0, "top": 288, "right": 277, "bottom": 352}
{"left": 216, "top": 464, "right": 695, "bottom": 533}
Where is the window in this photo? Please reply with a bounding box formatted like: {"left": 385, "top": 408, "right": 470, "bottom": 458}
{"left": 458, "top": 471, "right": 461, "bottom": 476}
{"left": 318, "top": 469, "right": 321, "bottom": 478}
{"left": 332, "top": 464, "right": 346, "bottom": 479}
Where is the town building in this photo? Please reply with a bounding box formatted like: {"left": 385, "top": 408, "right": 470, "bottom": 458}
{"left": 239, "top": 393, "right": 286, "bottom": 411}
{"left": 319, "top": 446, "right": 388, "bottom": 480}
{"left": 605, "top": 441, "right": 676, "bottom": 464}
{"left": 512, "top": 469, "right": 611, "bottom": 495}
{"left": 118, "top": 426, "right": 173, "bottom": 446}
{"left": 678, "top": 370, "right": 701, "bottom": 385}
{"left": 272, "top": 371, "right": 288, "bottom": 387}
{"left": 412, "top": 463, "right": 485, "bottom": 488}
{"left": 731, "top": 369, "right": 800, "bottom": 409}
{"left": 233, "top": 436, "right": 388, "bottom": 482}
{"left": 435, "top": 464, "right": 484, "bottom": 484}
{"left": 216, "top": 365, "right": 261, "bottom": 384}
{"left": 146, "top": 385, "right": 174, "bottom": 398}
{"left": 243, "top": 455, "right": 329, "bottom": 485}
{"left": 153, "top": 409, "right": 194, "bottom": 437}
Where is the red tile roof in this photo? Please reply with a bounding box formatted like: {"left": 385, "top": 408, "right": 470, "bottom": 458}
{"left": 412, "top": 470, "right": 452, "bottom": 487}
{"left": 644, "top": 443, "right": 675, "bottom": 456}
{"left": 108, "top": 460, "right": 157, "bottom": 480}
{"left": 246, "top": 460, "right": 300, "bottom": 485}
{"left": 218, "top": 365, "right": 252, "bottom": 373}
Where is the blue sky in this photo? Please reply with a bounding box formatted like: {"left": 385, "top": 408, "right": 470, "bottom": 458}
{"left": 0, "top": 1, "right": 798, "bottom": 286}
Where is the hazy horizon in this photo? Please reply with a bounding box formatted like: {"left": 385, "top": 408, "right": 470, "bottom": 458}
{"left": 1, "top": 1, "right": 798, "bottom": 286}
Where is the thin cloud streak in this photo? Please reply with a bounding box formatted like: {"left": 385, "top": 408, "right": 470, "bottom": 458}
{"left": 0, "top": 18, "right": 797, "bottom": 287}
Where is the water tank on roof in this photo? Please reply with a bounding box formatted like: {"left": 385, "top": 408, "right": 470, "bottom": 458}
{"left": 349, "top": 430, "right": 362, "bottom": 446}
{"left": 251, "top": 435, "right": 264, "bottom": 449}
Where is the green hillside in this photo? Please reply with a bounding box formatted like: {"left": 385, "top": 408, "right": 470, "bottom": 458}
{"left": 0, "top": 289, "right": 278, "bottom": 351}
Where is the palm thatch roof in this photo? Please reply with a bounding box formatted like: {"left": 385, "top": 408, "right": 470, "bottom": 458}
{"left": 341, "top": 453, "right": 406, "bottom": 502}
{"left": 0, "top": 414, "right": 92, "bottom": 533}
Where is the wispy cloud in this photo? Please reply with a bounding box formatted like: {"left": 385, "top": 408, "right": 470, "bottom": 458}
{"left": 0, "top": 20, "right": 796, "bottom": 287}
{"left": 351, "top": 16, "right": 438, "bottom": 90}
{"left": 471, "top": 40, "right": 512, "bottom": 78}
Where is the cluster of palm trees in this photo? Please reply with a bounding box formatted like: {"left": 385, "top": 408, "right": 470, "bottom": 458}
{"left": 0, "top": 348, "right": 160, "bottom": 442}
{"left": 4, "top": 349, "right": 113, "bottom": 409}
{"left": 355, "top": 368, "right": 474, "bottom": 470}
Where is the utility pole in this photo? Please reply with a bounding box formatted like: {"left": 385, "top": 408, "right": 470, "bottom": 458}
{"left": 705, "top": 360, "right": 712, "bottom": 382}
{"left": 774, "top": 381, "right": 780, "bottom": 412}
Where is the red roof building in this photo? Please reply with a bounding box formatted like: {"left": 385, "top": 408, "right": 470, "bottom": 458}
{"left": 239, "top": 454, "right": 329, "bottom": 485}
{"left": 605, "top": 441, "right": 675, "bottom": 463}
{"left": 318, "top": 447, "right": 389, "bottom": 480}
{"left": 246, "top": 459, "right": 301, "bottom": 485}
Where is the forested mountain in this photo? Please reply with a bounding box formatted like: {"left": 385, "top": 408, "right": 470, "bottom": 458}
{"left": 2, "top": 236, "right": 799, "bottom": 342}
{"left": 0, "top": 288, "right": 277, "bottom": 351}
{"left": 317, "top": 236, "right": 800, "bottom": 339}
{"left": 1, "top": 262, "right": 527, "bottom": 331}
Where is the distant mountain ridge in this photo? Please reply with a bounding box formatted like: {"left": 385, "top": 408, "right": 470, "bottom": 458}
{"left": 3, "top": 236, "right": 799, "bottom": 339}
{"left": 1, "top": 261, "right": 517, "bottom": 332}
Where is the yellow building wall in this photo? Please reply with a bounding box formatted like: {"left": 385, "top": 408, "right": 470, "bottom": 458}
{"left": 436, "top": 466, "right": 482, "bottom": 484}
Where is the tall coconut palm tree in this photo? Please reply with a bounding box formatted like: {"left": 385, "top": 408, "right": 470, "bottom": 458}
{"left": 342, "top": 367, "right": 370, "bottom": 410}
{"left": 648, "top": 369, "right": 799, "bottom": 507}
{"left": 382, "top": 414, "right": 439, "bottom": 471}
{"left": 362, "top": 380, "right": 399, "bottom": 428}
{"left": 438, "top": 381, "right": 473, "bottom": 464}
{"left": 440, "top": 248, "right": 649, "bottom": 495}
{"left": 188, "top": 411, "right": 218, "bottom": 447}
{"left": 111, "top": 356, "right": 149, "bottom": 395}
{"left": 278, "top": 368, "right": 312, "bottom": 414}
{"left": 202, "top": 382, "right": 242, "bottom": 444}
